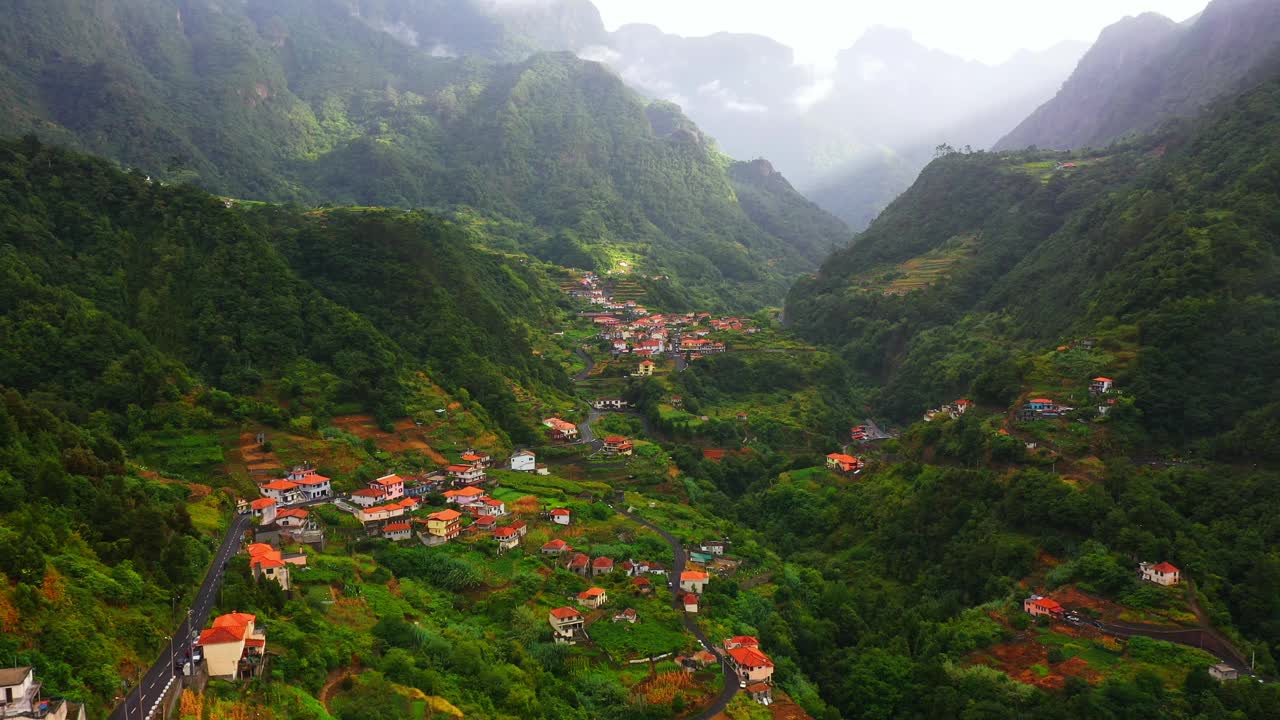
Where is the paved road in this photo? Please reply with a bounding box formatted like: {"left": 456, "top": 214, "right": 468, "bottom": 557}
{"left": 110, "top": 496, "right": 333, "bottom": 720}
{"left": 619, "top": 508, "right": 740, "bottom": 718}
{"left": 573, "top": 347, "right": 594, "bottom": 382}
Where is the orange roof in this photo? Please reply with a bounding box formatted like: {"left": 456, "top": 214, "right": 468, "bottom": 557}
{"left": 543, "top": 539, "right": 568, "bottom": 550}
{"left": 727, "top": 646, "right": 774, "bottom": 668}
{"left": 276, "top": 509, "right": 309, "bottom": 520}
{"left": 592, "top": 557, "right": 614, "bottom": 568}
{"left": 550, "top": 508, "right": 571, "bottom": 516}
{"left": 1093, "top": 377, "right": 1113, "bottom": 382}
{"left": 293, "top": 474, "right": 330, "bottom": 485}
{"left": 397, "top": 498, "right": 418, "bottom": 508}
{"left": 429, "top": 509, "right": 461, "bottom": 522}
{"left": 604, "top": 435, "right": 629, "bottom": 444}
{"left": 260, "top": 480, "right": 298, "bottom": 491}
{"left": 370, "top": 474, "right": 404, "bottom": 486}
{"left": 250, "top": 498, "right": 276, "bottom": 510}
{"left": 681, "top": 570, "right": 709, "bottom": 582}
{"left": 445, "top": 465, "right": 474, "bottom": 473}
{"left": 549, "top": 606, "right": 582, "bottom": 619}
{"left": 444, "top": 487, "right": 485, "bottom": 498}
{"left": 494, "top": 527, "right": 518, "bottom": 538}
{"left": 569, "top": 553, "right": 589, "bottom": 566}
{"left": 383, "top": 522, "right": 412, "bottom": 532}
{"left": 826, "top": 453, "right": 858, "bottom": 463}
{"left": 1032, "top": 597, "right": 1063, "bottom": 612}
{"left": 473, "top": 516, "right": 496, "bottom": 526}
{"left": 632, "top": 577, "right": 651, "bottom": 586}
{"left": 1030, "top": 398, "right": 1053, "bottom": 404}
{"left": 352, "top": 488, "right": 384, "bottom": 498}
{"left": 482, "top": 497, "right": 505, "bottom": 507}
{"left": 727, "top": 635, "right": 759, "bottom": 647}
{"left": 578, "top": 587, "right": 607, "bottom": 599}
{"left": 246, "top": 543, "right": 275, "bottom": 557}
{"left": 213, "top": 612, "right": 256, "bottom": 628}
{"left": 199, "top": 626, "right": 243, "bottom": 645}
{"left": 1151, "top": 562, "right": 1180, "bottom": 573}
{"left": 461, "top": 453, "right": 486, "bottom": 462}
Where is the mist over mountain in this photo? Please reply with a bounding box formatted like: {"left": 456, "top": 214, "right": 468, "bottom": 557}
{"left": 996, "top": 0, "right": 1280, "bottom": 150}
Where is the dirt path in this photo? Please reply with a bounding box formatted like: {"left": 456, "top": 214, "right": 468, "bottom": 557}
{"left": 319, "top": 662, "right": 363, "bottom": 710}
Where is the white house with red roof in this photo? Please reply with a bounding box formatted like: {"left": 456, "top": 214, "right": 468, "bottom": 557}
{"left": 349, "top": 487, "right": 386, "bottom": 508}
{"left": 1139, "top": 561, "right": 1181, "bottom": 586}
{"left": 246, "top": 543, "right": 291, "bottom": 590}
{"left": 382, "top": 522, "right": 413, "bottom": 541}
{"left": 493, "top": 526, "right": 520, "bottom": 551}
{"left": 680, "top": 570, "right": 709, "bottom": 594}
{"left": 359, "top": 502, "right": 407, "bottom": 524}
{"left": 603, "top": 436, "right": 634, "bottom": 456}
{"left": 1023, "top": 595, "right": 1065, "bottom": 618}
{"left": 543, "top": 418, "right": 579, "bottom": 441}
{"left": 274, "top": 508, "right": 314, "bottom": 530}
{"left": 577, "top": 587, "right": 608, "bottom": 609}
{"left": 726, "top": 646, "right": 775, "bottom": 687}
{"left": 248, "top": 498, "right": 277, "bottom": 525}
{"left": 446, "top": 463, "right": 486, "bottom": 485}
{"left": 683, "top": 593, "right": 700, "bottom": 613}
{"left": 1090, "top": 377, "right": 1115, "bottom": 394}
{"left": 198, "top": 613, "right": 266, "bottom": 680}
{"left": 510, "top": 449, "right": 537, "bottom": 472}
{"left": 592, "top": 557, "right": 615, "bottom": 577}
{"left": 476, "top": 497, "right": 507, "bottom": 517}
{"left": 541, "top": 539, "right": 571, "bottom": 555}
{"left": 286, "top": 466, "right": 332, "bottom": 499}
{"left": 460, "top": 450, "right": 492, "bottom": 467}
{"left": 825, "top": 453, "right": 863, "bottom": 473}
{"left": 724, "top": 636, "right": 760, "bottom": 650}
{"left": 443, "top": 487, "right": 487, "bottom": 505}
{"left": 549, "top": 606, "right": 586, "bottom": 644}
{"left": 550, "top": 508, "right": 571, "bottom": 525}
{"left": 258, "top": 479, "right": 301, "bottom": 505}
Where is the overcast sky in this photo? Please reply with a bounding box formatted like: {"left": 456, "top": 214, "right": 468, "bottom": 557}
{"left": 590, "top": 0, "right": 1209, "bottom": 65}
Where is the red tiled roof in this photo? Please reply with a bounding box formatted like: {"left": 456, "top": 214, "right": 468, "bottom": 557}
{"left": 1093, "top": 377, "right": 1113, "bottom": 383}
{"left": 569, "top": 553, "right": 589, "bottom": 566}
{"left": 444, "top": 487, "right": 485, "bottom": 497}
{"left": 1030, "top": 398, "right": 1053, "bottom": 404}
{"left": 199, "top": 626, "right": 243, "bottom": 645}
{"left": 680, "top": 571, "right": 708, "bottom": 582}
{"left": 1151, "top": 562, "right": 1180, "bottom": 574}
{"left": 604, "top": 436, "right": 629, "bottom": 444}
{"left": 250, "top": 498, "right": 276, "bottom": 509}
{"left": 461, "top": 453, "right": 486, "bottom": 462}
{"left": 494, "top": 527, "right": 518, "bottom": 538}
{"left": 549, "top": 606, "right": 582, "bottom": 619}
{"left": 244, "top": 638, "right": 266, "bottom": 648}
{"left": 1032, "top": 597, "right": 1063, "bottom": 612}
{"left": 293, "top": 474, "right": 330, "bottom": 485}
{"left": 446, "top": 465, "right": 474, "bottom": 473}
{"left": 213, "top": 612, "right": 256, "bottom": 628}
{"left": 592, "top": 557, "right": 614, "bottom": 568}
{"left": 352, "top": 488, "right": 384, "bottom": 498}
{"left": 578, "top": 588, "right": 606, "bottom": 599}
{"left": 370, "top": 474, "right": 404, "bottom": 486}
{"left": 473, "top": 516, "right": 496, "bottom": 526}
{"left": 260, "top": 480, "right": 298, "bottom": 491}
{"left": 632, "top": 577, "right": 651, "bottom": 586}
{"left": 684, "top": 593, "right": 699, "bottom": 605}
{"left": 428, "top": 509, "right": 461, "bottom": 522}
{"left": 383, "top": 522, "right": 412, "bottom": 532}
{"left": 727, "top": 646, "right": 774, "bottom": 668}
{"left": 727, "top": 635, "right": 759, "bottom": 648}
{"left": 550, "top": 509, "right": 571, "bottom": 516}
{"left": 276, "top": 509, "right": 309, "bottom": 520}
{"left": 482, "top": 497, "right": 505, "bottom": 506}
{"left": 511, "top": 521, "right": 527, "bottom": 529}
{"left": 543, "top": 539, "right": 568, "bottom": 550}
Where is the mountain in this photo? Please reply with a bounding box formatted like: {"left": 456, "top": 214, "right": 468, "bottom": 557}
{"left": 0, "top": 0, "right": 844, "bottom": 309}
{"left": 996, "top": 0, "right": 1280, "bottom": 150}
{"left": 587, "top": 23, "right": 1086, "bottom": 227}
{"left": 787, "top": 57, "right": 1280, "bottom": 445}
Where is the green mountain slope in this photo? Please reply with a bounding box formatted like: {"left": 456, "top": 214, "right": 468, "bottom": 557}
{"left": 787, "top": 61, "right": 1280, "bottom": 444}
{"left": 0, "top": 0, "right": 845, "bottom": 308}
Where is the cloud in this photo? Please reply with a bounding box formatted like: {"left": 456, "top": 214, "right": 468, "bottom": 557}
{"left": 577, "top": 44, "right": 622, "bottom": 64}
{"left": 429, "top": 43, "right": 456, "bottom": 58}
{"left": 371, "top": 19, "right": 420, "bottom": 47}
{"left": 696, "top": 80, "right": 768, "bottom": 114}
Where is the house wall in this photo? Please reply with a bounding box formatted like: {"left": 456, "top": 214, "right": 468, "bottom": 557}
{"left": 203, "top": 641, "right": 245, "bottom": 679}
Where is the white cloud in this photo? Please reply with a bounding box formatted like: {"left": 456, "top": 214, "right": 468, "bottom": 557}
{"left": 696, "top": 80, "right": 768, "bottom": 113}
{"left": 429, "top": 43, "right": 456, "bottom": 58}
{"left": 790, "top": 76, "right": 834, "bottom": 112}
{"left": 577, "top": 44, "right": 622, "bottom": 64}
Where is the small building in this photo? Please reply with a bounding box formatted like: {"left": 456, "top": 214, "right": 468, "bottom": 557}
{"left": 424, "top": 509, "right": 462, "bottom": 543}
{"left": 550, "top": 508, "right": 572, "bottom": 525}
{"left": 670, "top": 396, "right": 684, "bottom": 409}
{"left": 460, "top": 451, "right": 492, "bottom": 468}
{"left": 0, "top": 666, "right": 40, "bottom": 717}
{"left": 247, "top": 543, "right": 291, "bottom": 590}
{"left": 683, "top": 593, "right": 699, "bottom": 613}
{"left": 726, "top": 646, "right": 775, "bottom": 687}
{"left": 549, "top": 607, "right": 586, "bottom": 644}
{"left": 592, "top": 556, "right": 615, "bottom": 576}
{"left": 359, "top": 503, "right": 407, "bottom": 524}
{"left": 510, "top": 521, "right": 527, "bottom": 537}
{"left": 349, "top": 487, "right": 387, "bottom": 508}
{"left": 382, "top": 522, "right": 413, "bottom": 542}
{"left": 258, "top": 479, "right": 301, "bottom": 505}
{"left": 699, "top": 541, "right": 727, "bottom": 556}
{"left": 632, "top": 577, "right": 653, "bottom": 595}
{"left": 577, "top": 587, "right": 608, "bottom": 609}
{"left": 603, "top": 436, "right": 635, "bottom": 456}
{"left": 493, "top": 526, "right": 520, "bottom": 551}
{"left": 746, "top": 683, "right": 774, "bottom": 705}
{"left": 1023, "top": 595, "right": 1065, "bottom": 619}
{"left": 1209, "top": 663, "right": 1239, "bottom": 682}
{"left": 613, "top": 608, "right": 638, "bottom": 624}
{"left": 542, "top": 539, "right": 571, "bottom": 555}
{"left": 471, "top": 515, "right": 497, "bottom": 532}
{"left": 476, "top": 497, "right": 507, "bottom": 517}
{"left": 825, "top": 453, "right": 863, "bottom": 473}
{"left": 543, "top": 418, "right": 579, "bottom": 441}
{"left": 443, "top": 487, "right": 487, "bottom": 505}
{"left": 592, "top": 399, "right": 628, "bottom": 410}
{"left": 1090, "top": 377, "right": 1115, "bottom": 395}
{"left": 679, "top": 570, "right": 709, "bottom": 594}
{"left": 510, "top": 450, "right": 537, "bottom": 472}
{"left": 724, "top": 636, "right": 760, "bottom": 651}
{"left": 1139, "top": 561, "right": 1181, "bottom": 586}
{"left": 249, "top": 497, "right": 277, "bottom": 525}
{"left": 446, "top": 464, "right": 486, "bottom": 485}
{"left": 287, "top": 467, "right": 333, "bottom": 499}
{"left": 636, "top": 360, "right": 655, "bottom": 376}
{"left": 199, "top": 613, "right": 267, "bottom": 681}
{"left": 568, "top": 553, "right": 591, "bottom": 575}
{"left": 274, "top": 508, "right": 315, "bottom": 530}
{"left": 369, "top": 474, "right": 406, "bottom": 500}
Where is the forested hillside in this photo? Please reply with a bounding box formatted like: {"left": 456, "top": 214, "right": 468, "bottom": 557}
{"left": 996, "top": 0, "right": 1280, "bottom": 150}
{"left": 787, "top": 58, "right": 1280, "bottom": 446}
{"left": 0, "top": 0, "right": 847, "bottom": 308}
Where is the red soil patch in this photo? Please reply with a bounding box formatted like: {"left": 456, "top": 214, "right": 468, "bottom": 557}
{"left": 1051, "top": 586, "right": 1121, "bottom": 620}
{"left": 770, "top": 690, "right": 815, "bottom": 720}
{"left": 238, "top": 431, "right": 282, "bottom": 474}
{"left": 330, "top": 415, "right": 448, "bottom": 464}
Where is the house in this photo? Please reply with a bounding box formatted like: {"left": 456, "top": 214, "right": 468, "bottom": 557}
{"left": 446, "top": 464, "right": 486, "bottom": 485}
{"left": 543, "top": 418, "right": 579, "bottom": 441}
{"left": 247, "top": 543, "right": 291, "bottom": 590}
{"left": 613, "top": 607, "right": 638, "bottom": 623}
{"left": 510, "top": 521, "right": 527, "bottom": 537}
{"left": 577, "top": 587, "right": 608, "bottom": 609}
{"left": 287, "top": 467, "right": 333, "bottom": 499}
{"left": 724, "top": 636, "right": 760, "bottom": 651}
{"left": 1209, "top": 663, "right": 1239, "bottom": 682}
{"left": 493, "top": 526, "right": 520, "bottom": 551}
{"left": 726, "top": 646, "right": 775, "bottom": 687}
{"left": 369, "top": 474, "right": 406, "bottom": 500}
{"left": 0, "top": 666, "right": 39, "bottom": 717}
{"left": 542, "top": 539, "right": 570, "bottom": 555}
{"left": 954, "top": 399, "right": 973, "bottom": 414}
{"left": 699, "top": 541, "right": 727, "bottom": 556}
{"left": 258, "top": 479, "right": 301, "bottom": 505}
{"left": 592, "top": 398, "right": 628, "bottom": 410}
{"left": 510, "top": 450, "right": 537, "bottom": 472}
{"left": 680, "top": 570, "right": 709, "bottom": 593}
{"left": 471, "top": 515, "right": 497, "bottom": 532}
{"left": 476, "top": 497, "right": 507, "bottom": 517}
{"left": 602, "top": 436, "right": 634, "bottom": 456}
{"left": 746, "top": 683, "right": 774, "bottom": 706}
{"left": 359, "top": 503, "right": 406, "bottom": 524}
{"left": 635, "top": 360, "right": 655, "bottom": 376}
{"left": 460, "top": 451, "right": 492, "bottom": 467}
{"left": 375, "top": 521, "right": 411, "bottom": 541}
{"left": 683, "top": 593, "right": 699, "bottom": 613}
{"left": 549, "top": 607, "right": 586, "bottom": 644}
{"left": 443, "top": 487, "right": 487, "bottom": 505}
{"left": 1090, "top": 377, "right": 1115, "bottom": 394}
{"left": 1139, "top": 561, "right": 1181, "bottom": 586}
{"left": 424, "top": 509, "right": 462, "bottom": 543}
{"left": 274, "top": 508, "right": 316, "bottom": 530}
{"left": 1023, "top": 595, "right": 1065, "bottom": 618}
{"left": 350, "top": 487, "right": 387, "bottom": 508}
{"left": 550, "top": 508, "right": 572, "bottom": 525}
{"left": 670, "top": 396, "right": 684, "bottom": 409}
{"left": 249, "top": 498, "right": 278, "bottom": 525}
{"left": 825, "top": 453, "right": 863, "bottom": 473}
{"left": 568, "top": 553, "right": 591, "bottom": 575}
{"left": 198, "top": 612, "right": 267, "bottom": 680}
{"left": 632, "top": 577, "right": 653, "bottom": 595}
{"left": 592, "top": 556, "right": 615, "bottom": 576}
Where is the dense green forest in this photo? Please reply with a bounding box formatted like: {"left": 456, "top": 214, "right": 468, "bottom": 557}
{"left": 0, "top": 0, "right": 849, "bottom": 308}
{"left": 787, "top": 60, "right": 1280, "bottom": 446}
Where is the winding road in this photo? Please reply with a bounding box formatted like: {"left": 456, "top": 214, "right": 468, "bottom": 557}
{"left": 619, "top": 507, "right": 740, "bottom": 718}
